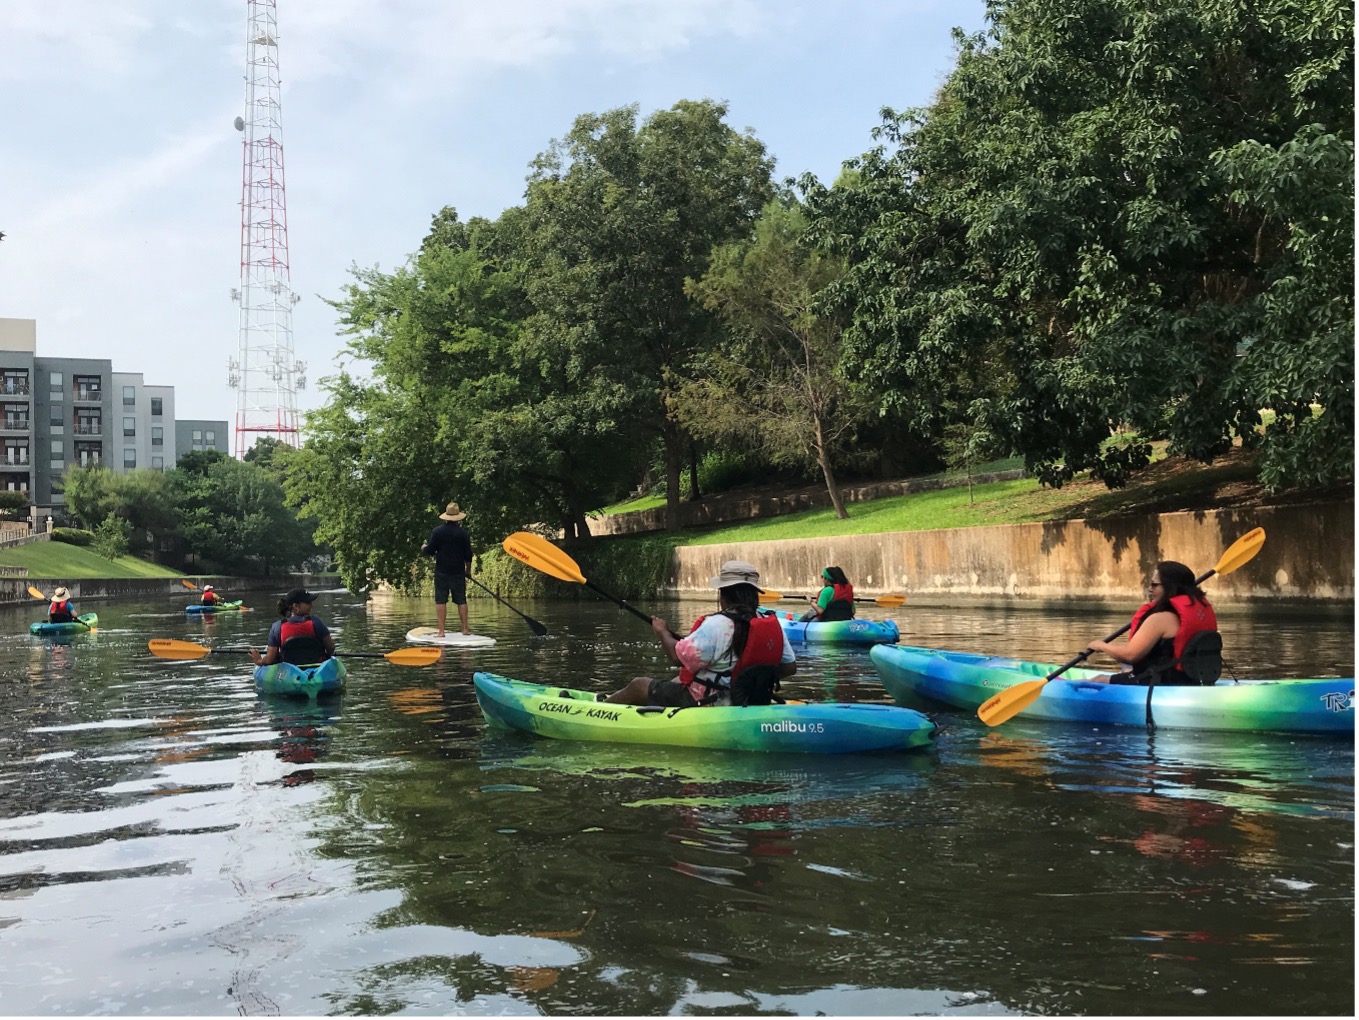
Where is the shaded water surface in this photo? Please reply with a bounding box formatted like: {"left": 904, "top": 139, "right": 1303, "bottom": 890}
{"left": 0, "top": 593, "right": 1352, "bottom": 1015}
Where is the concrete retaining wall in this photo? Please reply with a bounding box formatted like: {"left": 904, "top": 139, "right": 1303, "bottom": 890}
{"left": 665, "top": 502, "right": 1353, "bottom": 605}
{"left": 0, "top": 573, "right": 346, "bottom": 607}
{"left": 591, "top": 469, "right": 1027, "bottom": 537}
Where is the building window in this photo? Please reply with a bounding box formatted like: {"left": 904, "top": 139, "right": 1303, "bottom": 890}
{"left": 2, "top": 404, "right": 27, "bottom": 430}
{"left": 1, "top": 371, "right": 28, "bottom": 396}
{"left": 192, "top": 430, "right": 202, "bottom": 444}
{"left": 151, "top": 397, "right": 163, "bottom": 417}
{"left": 123, "top": 449, "right": 136, "bottom": 468}
{"left": 151, "top": 426, "right": 163, "bottom": 447}
{"left": 74, "top": 375, "right": 101, "bottom": 401}
{"left": 51, "top": 440, "right": 63, "bottom": 456}
{"left": 4, "top": 439, "right": 27, "bottom": 465}
{"left": 50, "top": 403, "right": 63, "bottom": 427}
{"left": 152, "top": 455, "right": 164, "bottom": 470}
{"left": 50, "top": 459, "right": 64, "bottom": 471}
{"left": 122, "top": 385, "right": 135, "bottom": 407}
{"left": 76, "top": 412, "right": 100, "bottom": 435}
{"left": 205, "top": 430, "right": 216, "bottom": 445}
{"left": 123, "top": 416, "right": 135, "bottom": 437}
{"left": 4, "top": 480, "right": 27, "bottom": 493}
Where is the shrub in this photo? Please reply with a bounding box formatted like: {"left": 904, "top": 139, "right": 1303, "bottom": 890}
{"left": 94, "top": 515, "right": 131, "bottom": 561}
{"left": 51, "top": 528, "right": 95, "bottom": 546}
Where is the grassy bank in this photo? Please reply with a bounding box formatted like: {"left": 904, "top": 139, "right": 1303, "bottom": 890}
{"left": 0, "top": 542, "right": 181, "bottom": 579}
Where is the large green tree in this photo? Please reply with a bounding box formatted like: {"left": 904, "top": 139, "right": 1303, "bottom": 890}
{"left": 809, "top": 0, "right": 1353, "bottom": 489}
{"left": 679, "top": 197, "right": 872, "bottom": 518}
{"left": 520, "top": 100, "right": 776, "bottom": 528}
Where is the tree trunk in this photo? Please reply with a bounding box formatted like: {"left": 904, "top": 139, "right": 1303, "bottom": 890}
{"left": 813, "top": 421, "right": 849, "bottom": 519}
{"left": 662, "top": 416, "right": 683, "bottom": 532}
{"left": 688, "top": 439, "right": 701, "bottom": 502}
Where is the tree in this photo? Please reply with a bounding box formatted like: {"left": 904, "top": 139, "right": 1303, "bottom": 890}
{"left": 679, "top": 198, "right": 872, "bottom": 518}
{"left": 520, "top": 100, "right": 776, "bottom": 529}
{"left": 809, "top": 0, "right": 1353, "bottom": 490}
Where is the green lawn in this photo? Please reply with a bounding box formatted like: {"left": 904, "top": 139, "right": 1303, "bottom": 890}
{"left": 598, "top": 493, "right": 667, "bottom": 515}
{"left": 0, "top": 541, "right": 182, "bottom": 579}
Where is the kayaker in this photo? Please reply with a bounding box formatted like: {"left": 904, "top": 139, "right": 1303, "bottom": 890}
{"left": 48, "top": 587, "right": 78, "bottom": 623}
{"left": 606, "top": 560, "right": 797, "bottom": 708}
{"left": 420, "top": 501, "right": 473, "bottom": 638}
{"left": 1086, "top": 560, "right": 1221, "bottom": 685}
{"left": 248, "top": 588, "right": 335, "bottom": 667}
{"left": 799, "top": 566, "right": 855, "bottom": 622}
{"left": 200, "top": 584, "right": 221, "bottom": 607}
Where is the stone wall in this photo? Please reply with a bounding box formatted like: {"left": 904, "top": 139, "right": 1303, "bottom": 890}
{"left": 590, "top": 469, "right": 1027, "bottom": 537}
{"left": 665, "top": 502, "right": 1353, "bottom": 605}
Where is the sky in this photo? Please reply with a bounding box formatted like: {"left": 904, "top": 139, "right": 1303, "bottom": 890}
{"left": 0, "top": 0, "right": 988, "bottom": 432}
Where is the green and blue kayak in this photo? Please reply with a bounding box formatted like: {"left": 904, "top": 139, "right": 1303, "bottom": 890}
{"left": 186, "top": 600, "right": 246, "bottom": 614}
{"left": 253, "top": 657, "right": 347, "bottom": 699}
{"left": 29, "top": 613, "right": 98, "bottom": 636}
{"left": 765, "top": 610, "right": 899, "bottom": 646}
{"left": 871, "top": 644, "right": 1355, "bottom": 737}
{"left": 473, "top": 672, "right": 935, "bottom": 754}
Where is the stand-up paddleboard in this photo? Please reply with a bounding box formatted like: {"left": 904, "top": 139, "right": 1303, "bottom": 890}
{"left": 406, "top": 627, "right": 497, "bottom": 649}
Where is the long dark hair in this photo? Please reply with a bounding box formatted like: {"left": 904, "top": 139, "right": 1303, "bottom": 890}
{"left": 276, "top": 598, "right": 290, "bottom": 619}
{"left": 823, "top": 566, "right": 849, "bottom": 586}
{"left": 1150, "top": 560, "right": 1209, "bottom": 616}
{"left": 718, "top": 583, "right": 761, "bottom": 659}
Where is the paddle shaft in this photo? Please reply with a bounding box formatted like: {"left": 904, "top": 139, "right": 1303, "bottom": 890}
{"left": 585, "top": 580, "right": 681, "bottom": 639}
{"left": 468, "top": 576, "right": 548, "bottom": 635}
{"left": 1045, "top": 565, "right": 1222, "bottom": 682}
{"left": 214, "top": 647, "right": 413, "bottom": 661}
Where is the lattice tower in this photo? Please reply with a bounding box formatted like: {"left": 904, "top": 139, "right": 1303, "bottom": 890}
{"left": 229, "top": 0, "right": 305, "bottom": 457}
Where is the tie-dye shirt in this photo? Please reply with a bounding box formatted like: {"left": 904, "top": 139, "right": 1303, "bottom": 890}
{"left": 675, "top": 613, "right": 795, "bottom": 684}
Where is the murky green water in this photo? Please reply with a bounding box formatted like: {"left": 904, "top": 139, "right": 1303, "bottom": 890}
{"left": 0, "top": 592, "right": 1352, "bottom": 1015}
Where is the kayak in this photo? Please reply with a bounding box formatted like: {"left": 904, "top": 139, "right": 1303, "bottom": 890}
{"left": 765, "top": 610, "right": 899, "bottom": 646}
{"left": 406, "top": 627, "right": 496, "bottom": 649}
{"left": 29, "top": 613, "right": 98, "bottom": 636}
{"left": 186, "top": 600, "right": 246, "bottom": 613}
{"left": 472, "top": 672, "right": 935, "bottom": 753}
{"left": 871, "top": 644, "right": 1356, "bottom": 736}
{"left": 253, "top": 657, "right": 347, "bottom": 699}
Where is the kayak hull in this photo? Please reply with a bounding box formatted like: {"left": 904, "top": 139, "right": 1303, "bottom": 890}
{"left": 253, "top": 657, "right": 347, "bottom": 699}
{"left": 29, "top": 613, "right": 98, "bottom": 635}
{"left": 473, "top": 673, "right": 934, "bottom": 754}
{"left": 769, "top": 612, "right": 899, "bottom": 646}
{"left": 871, "top": 644, "right": 1356, "bottom": 736}
{"left": 186, "top": 601, "right": 245, "bottom": 614}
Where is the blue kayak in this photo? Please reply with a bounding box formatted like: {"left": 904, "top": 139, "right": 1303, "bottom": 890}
{"left": 765, "top": 611, "right": 899, "bottom": 646}
{"left": 871, "top": 644, "right": 1355, "bottom": 736}
{"left": 253, "top": 658, "right": 347, "bottom": 699}
{"left": 186, "top": 600, "right": 246, "bottom": 614}
{"left": 29, "top": 613, "right": 98, "bottom": 636}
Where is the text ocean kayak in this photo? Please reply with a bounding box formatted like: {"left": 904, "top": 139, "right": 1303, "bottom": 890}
{"left": 472, "top": 672, "right": 935, "bottom": 753}
{"left": 29, "top": 613, "right": 98, "bottom": 635}
{"left": 871, "top": 644, "right": 1355, "bottom": 736}
{"left": 765, "top": 611, "right": 899, "bottom": 646}
{"left": 254, "top": 657, "right": 347, "bottom": 699}
{"left": 186, "top": 601, "right": 246, "bottom": 614}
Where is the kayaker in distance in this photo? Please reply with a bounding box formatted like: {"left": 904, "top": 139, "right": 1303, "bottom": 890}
{"left": 420, "top": 501, "right": 473, "bottom": 638}
{"left": 1085, "top": 561, "right": 1221, "bottom": 684}
{"left": 200, "top": 584, "right": 221, "bottom": 607}
{"left": 48, "top": 586, "right": 78, "bottom": 623}
{"left": 248, "top": 588, "right": 336, "bottom": 667}
{"left": 606, "top": 560, "right": 797, "bottom": 708}
{"left": 799, "top": 566, "right": 855, "bottom": 622}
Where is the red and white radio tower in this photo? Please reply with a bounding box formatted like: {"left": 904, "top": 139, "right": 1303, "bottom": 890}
{"left": 229, "top": 0, "right": 305, "bottom": 457}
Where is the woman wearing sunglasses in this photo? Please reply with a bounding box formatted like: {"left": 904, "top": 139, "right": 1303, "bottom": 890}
{"left": 1086, "top": 560, "right": 1220, "bottom": 685}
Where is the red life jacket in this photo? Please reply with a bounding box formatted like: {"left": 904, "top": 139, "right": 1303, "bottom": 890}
{"left": 201, "top": 591, "right": 219, "bottom": 604}
{"left": 677, "top": 613, "right": 784, "bottom": 688}
{"left": 49, "top": 600, "right": 74, "bottom": 620}
{"left": 279, "top": 617, "right": 327, "bottom": 664}
{"left": 820, "top": 582, "right": 855, "bottom": 621}
{"left": 1129, "top": 594, "right": 1218, "bottom": 672}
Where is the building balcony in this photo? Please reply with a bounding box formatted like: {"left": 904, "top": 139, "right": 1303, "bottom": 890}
{"left": 0, "top": 383, "right": 30, "bottom": 398}
{"left": 0, "top": 458, "right": 30, "bottom": 470}
{"left": 76, "top": 455, "right": 101, "bottom": 468}
{"left": 1, "top": 419, "right": 30, "bottom": 433}
{"left": 73, "top": 388, "right": 103, "bottom": 403}
{"left": 74, "top": 423, "right": 102, "bottom": 437}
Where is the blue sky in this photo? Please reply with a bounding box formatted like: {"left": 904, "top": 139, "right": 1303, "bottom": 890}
{"left": 0, "top": 0, "right": 987, "bottom": 427}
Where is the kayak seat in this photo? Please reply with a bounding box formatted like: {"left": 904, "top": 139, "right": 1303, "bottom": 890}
{"left": 818, "top": 601, "right": 854, "bottom": 622}
{"left": 281, "top": 635, "right": 328, "bottom": 666}
{"left": 731, "top": 664, "right": 784, "bottom": 707}
{"left": 1177, "top": 630, "right": 1223, "bottom": 685}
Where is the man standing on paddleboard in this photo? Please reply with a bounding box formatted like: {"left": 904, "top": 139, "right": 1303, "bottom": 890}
{"left": 421, "top": 501, "right": 474, "bottom": 637}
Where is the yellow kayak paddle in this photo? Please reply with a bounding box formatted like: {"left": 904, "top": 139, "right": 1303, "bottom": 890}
{"left": 148, "top": 639, "right": 441, "bottom": 666}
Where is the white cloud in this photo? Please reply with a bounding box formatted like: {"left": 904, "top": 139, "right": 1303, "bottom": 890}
{"left": 0, "top": 1, "right": 154, "bottom": 81}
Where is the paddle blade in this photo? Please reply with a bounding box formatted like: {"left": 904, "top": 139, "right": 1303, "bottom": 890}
{"left": 148, "top": 639, "right": 212, "bottom": 660}
{"left": 875, "top": 594, "right": 907, "bottom": 608}
{"left": 502, "top": 531, "right": 586, "bottom": 584}
{"left": 383, "top": 647, "right": 442, "bottom": 667}
{"left": 758, "top": 590, "right": 783, "bottom": 604}
{"left": 180, "top": 579, "right": 200, "bottom": 590}
{"left": 977, "top": 678, "right": 1047, "bottom": 727}
{"left": 1211, "top": 527, "right": 1266, "bottom": 578}
{"left": 27, "top": 585, "right": 46, "bottom": 601}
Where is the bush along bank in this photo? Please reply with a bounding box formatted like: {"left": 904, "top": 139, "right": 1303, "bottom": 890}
{"left": 473, "top": 534, "right": 684, "bottom": 602}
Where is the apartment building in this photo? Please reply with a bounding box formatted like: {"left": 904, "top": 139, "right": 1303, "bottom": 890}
{"left": 0, "top": 317, "right": 231, "bottom": 513}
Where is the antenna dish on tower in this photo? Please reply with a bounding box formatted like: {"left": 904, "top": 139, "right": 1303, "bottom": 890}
{"left": 233, "top": 116, "right": 245, "bottom": 132}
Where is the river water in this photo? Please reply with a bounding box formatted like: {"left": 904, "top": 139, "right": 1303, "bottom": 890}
{"left": 0, "top": 592, "right": 1352, "bottom": 1016}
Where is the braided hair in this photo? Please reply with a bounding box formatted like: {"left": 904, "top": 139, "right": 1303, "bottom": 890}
{"left": 717, "top": 583, "right": 761, "bottom": 659}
